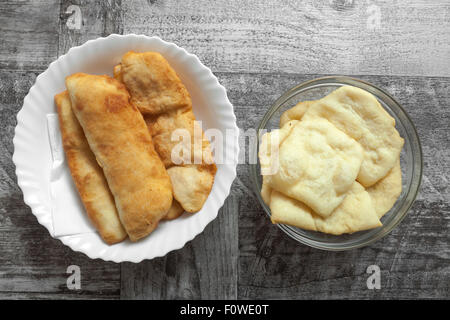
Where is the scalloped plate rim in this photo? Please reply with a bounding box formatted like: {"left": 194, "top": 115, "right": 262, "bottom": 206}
{"left": 13, "top": 34, "right": 239, "bottom": 263}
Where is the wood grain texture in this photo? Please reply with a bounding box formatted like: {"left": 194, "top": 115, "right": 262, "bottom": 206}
{"left": 121, "top": 0, "right": 450, "bottom": 76}
{"left": 120, "top": 195, "right": 239, "bottom": 299}
{"left": 0, "top": 0, "right": 449, "bottom": 300}
{"left": 58, "top": 0, "right": 123, "bottom": 56}
{"left": 0, "top": 0, "right": 60, "bottom": 70}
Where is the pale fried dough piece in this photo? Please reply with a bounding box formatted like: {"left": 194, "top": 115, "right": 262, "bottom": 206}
{"left": 55, "top": 91, "right": 127, "bottom": 244}
{"left": 114, "top": 52, "right": 217, "bottom": 214}
{"left": 259, "top": 120, "right": 297, "bottom": 203}
{"left": 259, "top": 121, "right": 296, "bottom": 205}
{"left": 65, "top": 73, "right": 173, "bottom": 242}
{"left": 116, "top": 52, "right": 191, "bottom": 115}
{"left": 260, "top": 175, "right": 272, "bottom": 206}
{"left": 303, "top": 86, "right": 404, "bottom": 187}
{"left": 167, "top": 165, "right": 215, "bottom": 213}
{"left": 264, "top": 118, "right": 364, "bottom": 217}
{"left": 264, "top": 102, "right": 311, "bottom": 202}
{"left": 276, "top": 99, "right": 403, "bottom": 218}
{"left": 261, "top": 102, "right": 312, "bottom": 201}
{"left": 258, "top": 120, "right": 298, "bottom": 176}
{"left": 163, "top": 199, "right": 185, "bottom": 220}
{"left": 270, "top": 182, "right": 381, "bottom": 235}
{"left": 367, "top": 158, "right": 402, "bottom": 218}
{"left": 279, "top": 100, "right": 314, "bottom": 127}
{"left": 266, "top": 97, "right": 402, "bottom": 230}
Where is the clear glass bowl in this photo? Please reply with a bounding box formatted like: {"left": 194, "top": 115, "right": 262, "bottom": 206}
{"left": 250, "top": 76, "right": 422, "bottom": 250}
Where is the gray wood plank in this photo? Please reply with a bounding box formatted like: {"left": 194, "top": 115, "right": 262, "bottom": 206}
{"left": 120, "top": 194, "right": 239, "bottom": 299}
{"left": 0, "top": 292, "right": 117, "bottom": 300}
{"left": 0, "top": 0, "right": 60, "bottom": 70}
{"left": 224, "top": 72, "right": 450, "bottom": 299}
{"left": 121, "top": 0, "right": 450, "bottom": 77}
{"left": 58, "top": 0, "right": 123, "bottom": 56}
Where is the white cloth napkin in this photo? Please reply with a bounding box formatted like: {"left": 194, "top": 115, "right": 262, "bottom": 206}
{"left": 47, "top": 114, "right": 96, "bottom": 237}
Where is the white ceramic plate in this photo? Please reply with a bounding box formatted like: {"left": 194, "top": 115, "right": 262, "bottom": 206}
{"left": 13, "top": 34, "right": 239, "bottom": 263}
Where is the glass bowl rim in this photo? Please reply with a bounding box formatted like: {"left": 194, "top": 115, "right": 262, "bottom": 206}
{"left": 249, "top": 75, "right": 423, "bottom": 251}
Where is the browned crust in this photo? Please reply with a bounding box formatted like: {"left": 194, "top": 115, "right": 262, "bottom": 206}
{"left": 114, "top": 53, "right": 217, "bottom": 214}
{"left": 163, "top": 200, "right": 185, "bottom": 220}
{"left": 118, "top": 51, "right": 191, "bottom": 115}
{"left": 65, "top": 73, "right": 173, "bottom": 241}
{"left": 54, "top": 91, "right": 127, "bottom": 244}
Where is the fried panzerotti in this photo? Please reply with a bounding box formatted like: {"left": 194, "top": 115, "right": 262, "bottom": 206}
{"left": 166, "top": 165, "right": 215, "bottom": 213}
{"left": 144, "top": 107, "right": 215, "bottom": 168}
{"left": 163, "top": 199, "right": 185, "bottom": 221}
{"left": 65, "top": 73, "right": 173, "bottom": 241}
{"left": 114, "top": 52, "right": 191, "bottom": 115}
{"left": 55, "top": 91, "right": 127, "bottom": 244}
{"left": 114, "top": 52, "right": 217, "bottom": 213}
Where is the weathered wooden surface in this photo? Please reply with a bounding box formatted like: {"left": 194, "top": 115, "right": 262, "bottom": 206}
{"left": 120, "top": 195, "right": 238, "bottom": 299}
{"left": 231, "top": 73, "right": 450, "bottom": 299}
{"left": 0, "top": 0, "right": 449, "bottom": 299}
{"left": 121, "top": 0, "right": 450, "bottom": 77}
{"left": 0, "top": 1, "right": 59, "bottom": 70}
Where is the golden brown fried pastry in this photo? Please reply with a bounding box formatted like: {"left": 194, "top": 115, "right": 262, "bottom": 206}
{"left": 146, "top": 106, "right": 217, "bottom": 213}
{"left": 144, "top": 108, "right": 215, "bottom": 168}
{"left": 113, "top": 64, "right": 123, "bottom": 83}
{"left": 167, "top": 165, "right": 216, "bottom": 213}
{"left": 65, "top": 73, "right": 173, "bottom": 241}
{"left": 55, "top": 91, "right": 127, "bottom": 245}
{"left": 146, "top": 107, "right": 216, "bottom": 213}
{"left": 163, "top": 199, "right": 185, "bottom": 220}
{"left": 114, "top": 51, "right": 191, "bottom": 115}
{"left": 114, "top": 52, "right": 217, "bottom": 213}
